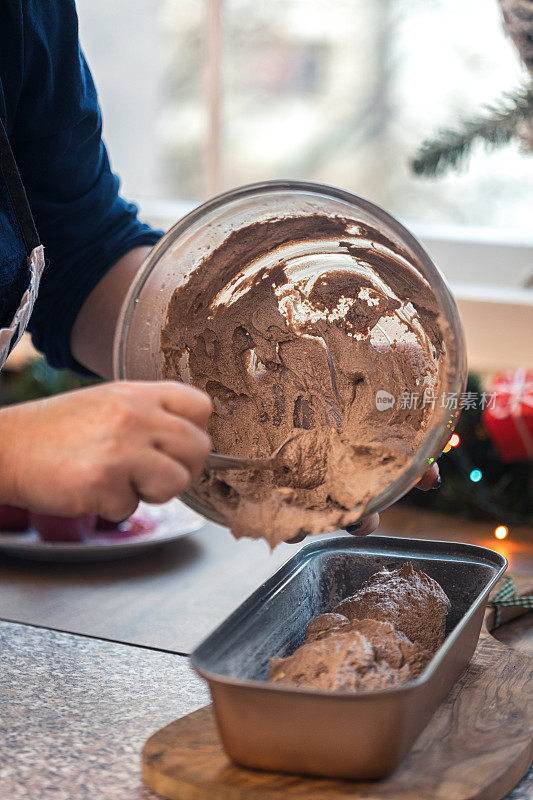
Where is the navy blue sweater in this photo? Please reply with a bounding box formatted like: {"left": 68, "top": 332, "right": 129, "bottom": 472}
{"left": 0, "top": 0, "right": 162, "bottom": 372}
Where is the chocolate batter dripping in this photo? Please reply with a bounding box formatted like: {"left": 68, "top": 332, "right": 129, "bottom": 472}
{"left": 161, "top": 214, "right": 446, "bottom": 546}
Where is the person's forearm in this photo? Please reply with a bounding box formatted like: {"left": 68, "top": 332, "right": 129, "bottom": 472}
{"left": 70, "top": 246, "right": 153, "bottom": 379}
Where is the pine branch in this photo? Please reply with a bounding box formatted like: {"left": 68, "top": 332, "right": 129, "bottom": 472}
{"left": 411, "top": 84, "right": 533, "bottom": 177}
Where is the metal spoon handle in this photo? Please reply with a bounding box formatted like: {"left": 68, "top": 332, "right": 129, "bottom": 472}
{"left": 205, "top": 452, "right": 272, "bottom": 471}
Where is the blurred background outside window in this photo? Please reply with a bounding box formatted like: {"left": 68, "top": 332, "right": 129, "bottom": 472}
{"left": 76, "top": 0, "right": 533, "bottom": 294}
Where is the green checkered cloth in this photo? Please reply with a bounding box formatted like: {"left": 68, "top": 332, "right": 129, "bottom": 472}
{"left": 489, "top": 576, "right": 533, "bottom": 628}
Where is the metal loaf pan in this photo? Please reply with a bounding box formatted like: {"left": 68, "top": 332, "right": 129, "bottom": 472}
{"left": 191, "top": 535, "right": 507, "bottom": 780}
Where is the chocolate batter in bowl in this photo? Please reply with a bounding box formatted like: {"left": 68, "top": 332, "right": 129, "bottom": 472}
{"left": 114, "top": 181, "right": 466, "bottom": 546}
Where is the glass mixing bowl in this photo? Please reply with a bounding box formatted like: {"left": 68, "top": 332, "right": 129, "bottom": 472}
{"left": 114, "top": 180, "right": 467, "bottom": 526}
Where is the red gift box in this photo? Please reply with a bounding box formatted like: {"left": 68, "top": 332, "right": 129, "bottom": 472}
{"left": 482, "top": 368, "right": 533, "bottom": 463}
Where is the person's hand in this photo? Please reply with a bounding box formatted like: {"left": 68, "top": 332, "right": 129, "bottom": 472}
{"left": 0, "top": 381, "right": 212, "bottom": 521}
{"left": 285, "top": 462, "right": 441, "bottom": 544}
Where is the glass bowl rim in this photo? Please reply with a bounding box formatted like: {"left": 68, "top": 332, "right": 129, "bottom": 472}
{"left": 113, "top": 179, "right": 467, "bottom": 526}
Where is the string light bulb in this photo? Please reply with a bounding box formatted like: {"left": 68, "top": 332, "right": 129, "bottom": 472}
{"left": 469, "top": 468, "right": 482, "bottom": 482}
{"left": 494, "top": 525, "right": 509, "bottom": 540}
{"left": 442, "top": 433, "right": 461, "bottom": 454}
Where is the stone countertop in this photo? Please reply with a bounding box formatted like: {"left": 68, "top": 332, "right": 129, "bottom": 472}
{"left": 0, "top": 620, "right": 209, "bottom": 799}
{"left": 0, "top": 619, "right": 531, "bottom": 800}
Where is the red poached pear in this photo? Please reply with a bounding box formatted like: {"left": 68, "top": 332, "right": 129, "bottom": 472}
{"left": 29, "top": 513, "right": 97, "bottom": 542}
{"left": 0, "top": 505, "right": 29, "bottom": 532}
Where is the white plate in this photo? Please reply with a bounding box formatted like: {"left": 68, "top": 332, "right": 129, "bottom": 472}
{"left": 0, "top": 499, "right": 206, "bottom": 561}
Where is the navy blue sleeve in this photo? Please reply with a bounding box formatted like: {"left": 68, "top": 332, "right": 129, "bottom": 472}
{"left": 11, "top": 0, "right": 162, "bottom": 373}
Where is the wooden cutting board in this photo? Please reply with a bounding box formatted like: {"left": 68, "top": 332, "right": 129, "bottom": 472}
{"left": 142, "top": 577, "right": 533, "bottom": 800}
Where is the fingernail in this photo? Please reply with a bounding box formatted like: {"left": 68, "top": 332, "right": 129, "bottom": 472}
{"left": 285, "top": 533, "right": 306, "bottom": 544}
{"left": 345, "top": 522, "right": 363, "bottom": 533}
{"left": 431, "top": 474, "right": 442, "bottom": 490}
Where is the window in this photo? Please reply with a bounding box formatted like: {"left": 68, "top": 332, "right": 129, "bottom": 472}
{"left": 77, "top": 0, "right": 533, "bottom": 370}
{"left": 78, "top": 0, "right": 532, "bottom": 226}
